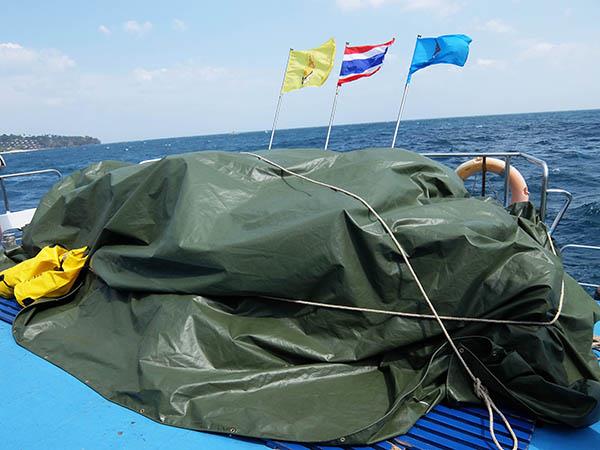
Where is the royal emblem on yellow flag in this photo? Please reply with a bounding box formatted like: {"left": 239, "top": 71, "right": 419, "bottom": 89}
{"left": 282, "top": 38, "right": 336, "bottom": 93}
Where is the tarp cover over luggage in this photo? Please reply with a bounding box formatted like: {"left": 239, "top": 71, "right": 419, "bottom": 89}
{"left": 10, "top": 149, "right": 600, "bottom": 445}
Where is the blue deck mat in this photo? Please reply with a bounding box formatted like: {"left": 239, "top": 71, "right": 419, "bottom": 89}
{"left": 264, "top": 401, "right": 535, "bottom": 449}
{"left": 0, "top": 296, "right": 536, "bottom": 449}
{"left": 0, "top": 297, "right": 20, "bottom": 324}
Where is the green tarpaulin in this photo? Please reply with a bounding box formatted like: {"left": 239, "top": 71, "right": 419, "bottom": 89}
{"left": 10, "top": 148, "right": 600, "bottom": 445}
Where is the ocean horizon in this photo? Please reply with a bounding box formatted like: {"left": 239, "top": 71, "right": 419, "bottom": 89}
{"left": 99, "top": 107, "right": 600, "bottom": 147}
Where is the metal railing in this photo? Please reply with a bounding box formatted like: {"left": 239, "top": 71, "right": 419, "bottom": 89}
{"left": 0, "top": 169, "right": 62, "bottom": 212}
{"left": 0, "top": 153, "right": 574, "bottom": 234}
{"left": 422, "top": 152, "right": 551, "bottom": 219}
{"left": 560, "top": 244, "right": 600, "bottom": 289}
{"left": 546, "top": 189, "right": 572, "bottom": 235}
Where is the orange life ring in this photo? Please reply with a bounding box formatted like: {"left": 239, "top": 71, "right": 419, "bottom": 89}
{"left": 455, "top": 157, "right": 529, "bottom": 204}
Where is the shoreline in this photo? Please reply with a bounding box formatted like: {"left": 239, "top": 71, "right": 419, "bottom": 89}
{"left": 0, "top": 146, "right": 98, "bottom": 155}
{"left": 0, "top": 142, "right": 102, "bottom": 155}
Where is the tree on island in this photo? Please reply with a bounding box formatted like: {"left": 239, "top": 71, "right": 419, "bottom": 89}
{"left": 0, "top": 134, "right": 101, "bottom": 151}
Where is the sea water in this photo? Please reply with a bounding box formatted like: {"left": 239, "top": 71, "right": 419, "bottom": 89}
{"left": 1, "top": 109, "right": 599, "bottom": 287}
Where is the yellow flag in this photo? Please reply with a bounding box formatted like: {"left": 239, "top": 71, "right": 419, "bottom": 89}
{"left": 282, "top": 38, "right": 336, "bottom": 93}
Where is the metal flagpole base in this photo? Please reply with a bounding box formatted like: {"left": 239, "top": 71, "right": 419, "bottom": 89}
{"left": 324, "top": 86, "right": 340, "bottom": 150}
{"left": 391, "top": 81, "right": 409, "bottom": 149}
{"left": 268, "top": 49, "right": 293, "bottom": 150}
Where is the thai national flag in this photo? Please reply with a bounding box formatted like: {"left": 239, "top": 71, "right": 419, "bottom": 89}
{"left": 337, "top": 39, "right": 395, "bottom": 86}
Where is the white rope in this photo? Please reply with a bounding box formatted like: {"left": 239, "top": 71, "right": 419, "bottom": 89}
{"left": 242, "top": 151, "right": 565, "bottom": 450}
{"left": 474, "top": 379, "right": 519, "bottom": 450}
{"left": 262, "top": 280, "right": 563, "bottom": 326}
{"left": 243, "top": 152, "right": 563, "bottom": 326}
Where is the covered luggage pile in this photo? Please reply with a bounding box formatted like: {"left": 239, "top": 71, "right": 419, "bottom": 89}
{"left": 8, "top": 148, "right": 600, "bottom": 445}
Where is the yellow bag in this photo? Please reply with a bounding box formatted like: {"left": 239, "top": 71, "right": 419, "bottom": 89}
{"left": 0, "top": 245, "right": 68, "bottom": 298}
{"left": 0, "top": 245, "right": 89, "bottom": 307}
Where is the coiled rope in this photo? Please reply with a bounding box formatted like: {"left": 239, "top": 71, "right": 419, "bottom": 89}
{"left": 243, "top": 152, "right": 567, "bottom": 450}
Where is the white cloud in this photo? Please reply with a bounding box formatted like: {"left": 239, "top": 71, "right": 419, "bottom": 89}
{"left": 123, "top": 20, "right": 153, "bottom": 37}
{"left": 43, "top": 50, "right": 76, "bottom": 71}
{"left": 477, "top": 19, "right": 514, "bottom": 33}
{"left": 0, "top": 43, "right": 78, "bottom": 121}
{"left": 0, "top": 52, "right": 247, "bottom": 140}
{"left": 517, "top": 40, "right": 600, "bottom": 68}
{"left": 401, "top": 0, "right": 463, "bottom": 16}
{"left": 132, "top": 67, "right": 168, "bottom": 82}
{"left": 476, "top": 58, "right": 506, "bottom": 69}
{"left": 336, "top": 0, "right": 381, "bottom": 9}
{"left": 172, "top": 19, "right": 187, "bottom": 32}
{"left": 98, "top": 25, "right": 111, "bottom": 36}
{"left": 0, "top": 43, "right": 25, "bottom": 50}
{"left": 132, "top": 63, "right": 228, "bottom": 84}
{"left": 0, "top": 42, "right": 75, "bottom": 72}
{"left": 336, "top": 0, "right": 463, "bottom": 16}
{"left": 519, "top": 41, "right": 577, "bottom": 60}
{"left": 523, "top": 42, "right": 555, "bottom": 57}
{"left": 0, "top": 43, "right": 37, "bottom": 66}
{"left": 476, "top": 58, "right": 496, "bottom": 67}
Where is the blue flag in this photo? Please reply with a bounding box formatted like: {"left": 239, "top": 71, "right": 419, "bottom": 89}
{"left": 408, "top": 34, "right": 472, "bottom": 83}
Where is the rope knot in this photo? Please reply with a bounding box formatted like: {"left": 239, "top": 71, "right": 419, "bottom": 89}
{"left": 474, "top": 378, "right": 489, "bottom": 400}
{"left": 473, "top": 377, "right": 519, "bottom": 450}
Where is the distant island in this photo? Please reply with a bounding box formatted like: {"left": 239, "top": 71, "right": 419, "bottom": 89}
{"left": 0, "top": 134, "right": 100, "bottom": 152}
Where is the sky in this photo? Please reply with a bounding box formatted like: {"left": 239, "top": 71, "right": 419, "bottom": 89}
{"left": 1, "top": 0, "right": 599, "bottom": 143}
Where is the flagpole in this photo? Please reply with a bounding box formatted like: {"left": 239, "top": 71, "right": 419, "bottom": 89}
{"left": 324, "top": 85, "right": 340, "bottom": 150}
{"left": 391, "top": 35, "right": 421, "bottom": 149}
{"left": 268, "top": 49, "right": 292, "bottom": 150}
{"left": 324, "top": 41, "right": 348, "bottom": 150}
{"left": 390, "top": 81, "right": 410, "bottom": 148}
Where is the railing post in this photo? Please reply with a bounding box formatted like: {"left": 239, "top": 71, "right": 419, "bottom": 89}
{"left": 539, "top": 165, "right": 549, "bottom": 221}
{"left": 503, "top": 156, "right": 511, "bottom": 207}
{"left": 481, "top": 156, "right": 487, "bottom": 197}
{"left": 0, "top": 178, "right": 10, "bottom": 212}
{"left": 547, "top": 188, "right": 573, "bottom": 235}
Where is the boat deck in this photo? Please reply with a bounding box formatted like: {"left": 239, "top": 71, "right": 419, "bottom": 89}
{"left": 2, "top": 297, "right": 599, "bottom": 449}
